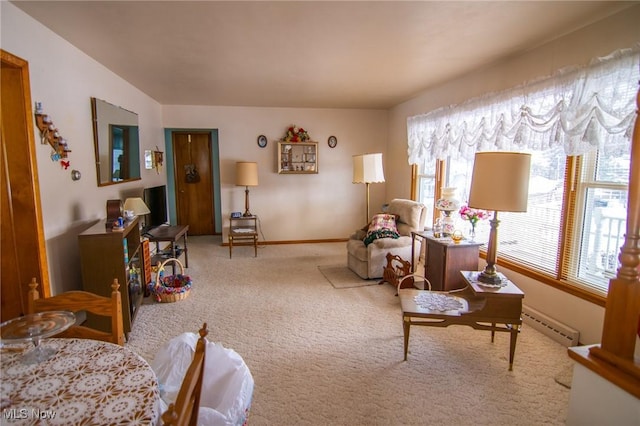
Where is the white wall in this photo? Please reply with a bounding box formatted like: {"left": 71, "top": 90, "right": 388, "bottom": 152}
{"left": 385, "top": 5, "right": 640, "bottom": 343}
{"left": 1, "top": 3, "right": 166, "bottom": 294}
{"left": 163, "top": 106, "right": 388, "bottom": 242}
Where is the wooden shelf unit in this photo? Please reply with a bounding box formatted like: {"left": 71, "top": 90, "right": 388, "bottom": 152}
{"left": 278, "top": 141, "right": 318, "bottom": 174}
{"left": 78, "top": 216, "right": 145, "bottom": 336}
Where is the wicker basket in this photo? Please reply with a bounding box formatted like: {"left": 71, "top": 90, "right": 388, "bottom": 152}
{"left": 149, "top": 258, "right": 192, "bottom": 303}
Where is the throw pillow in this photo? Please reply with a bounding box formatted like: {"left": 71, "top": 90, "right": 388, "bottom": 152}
{"left": 363, "top": 213, "right": 400, "bottom": 246}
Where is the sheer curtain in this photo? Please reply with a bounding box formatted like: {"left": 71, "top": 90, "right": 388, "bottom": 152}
{"left": 407, "top": 46, "right": 640, "bottom": 164}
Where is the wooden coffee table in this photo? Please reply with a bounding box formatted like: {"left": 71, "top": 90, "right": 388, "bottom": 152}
{"left": 398, "top": 271, "right": 524, "bottom": 370}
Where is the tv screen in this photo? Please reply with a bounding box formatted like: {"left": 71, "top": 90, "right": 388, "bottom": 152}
{"left": 143, "top": 185, "right": 168, "bottom": 230}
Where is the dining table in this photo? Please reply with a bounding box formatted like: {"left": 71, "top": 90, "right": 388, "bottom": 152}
{"left": 0, "top": 338, "right": 161, "bottom": 425}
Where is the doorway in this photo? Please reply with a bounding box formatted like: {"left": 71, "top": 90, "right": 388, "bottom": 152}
{"left": 1, "top": 50, "right": 50, "bottom": 321}
{"left": 172, "top": 131, "right": 216, "bottom": 235}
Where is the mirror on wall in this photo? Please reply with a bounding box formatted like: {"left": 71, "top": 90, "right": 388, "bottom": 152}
{"left": 91, "top": 97, "right": 141, "bottom": 186}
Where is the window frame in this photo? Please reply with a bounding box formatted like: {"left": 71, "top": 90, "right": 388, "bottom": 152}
{"left": 419, "top": 154, "right": 611, "bottom": 307}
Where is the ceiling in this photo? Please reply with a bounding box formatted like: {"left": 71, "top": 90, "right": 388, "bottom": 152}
{"left": 12, "top": 1, "right": 636, "bottom": 109}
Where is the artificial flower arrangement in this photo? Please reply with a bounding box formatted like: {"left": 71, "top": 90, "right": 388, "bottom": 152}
{"left": 281, "top": 125, "right": 310, "bottom": 142}
{"left": 458, "top": 205, "right": 489, "bottom": 225}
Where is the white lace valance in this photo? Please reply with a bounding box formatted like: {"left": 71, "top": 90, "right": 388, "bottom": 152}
{"left": 407, "top": 46, "right": 640, "bottom": 164}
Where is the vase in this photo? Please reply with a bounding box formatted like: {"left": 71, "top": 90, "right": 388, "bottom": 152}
{"left": 469, "top": 222, "right": 476, "bottom": 242}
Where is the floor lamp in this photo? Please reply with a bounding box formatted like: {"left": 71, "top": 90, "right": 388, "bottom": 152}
{"left": 468, "top": 152, "right": 531, "bottom": 285}
{"left": 236, "top": 162, "right": 258, "bottom": 217}
{"left": 353, "top": 153, "right": 385, "bottom": 224}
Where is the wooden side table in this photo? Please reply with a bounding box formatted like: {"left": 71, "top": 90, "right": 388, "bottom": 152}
{"left": 146, "top": 225, "right": 189, "bottom": 274}
{"left": 398, "top": 270, "right": 524, "bottom": 370}
{"left": 229, "top": 215, "right": 258, "bottom": 258}
{"left": 411, "top": 231, "right": 482, "bottom": 291}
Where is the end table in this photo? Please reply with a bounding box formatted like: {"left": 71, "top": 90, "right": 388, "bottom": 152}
{"left": 229, "top": 215, "right": 258, "bottom": 258}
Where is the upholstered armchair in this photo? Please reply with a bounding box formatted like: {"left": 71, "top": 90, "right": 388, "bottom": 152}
{"left": 347, "top": 199, "right": 427, "bottom": 279}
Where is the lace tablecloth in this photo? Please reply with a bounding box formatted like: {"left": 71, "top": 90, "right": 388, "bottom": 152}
{"left": 0, "top": 338, "right": 159, "bottom": 425}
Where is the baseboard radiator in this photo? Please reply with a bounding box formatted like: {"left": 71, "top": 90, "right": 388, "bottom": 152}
{"left": 522, "top": 305, "right": 580, "bottom": 347}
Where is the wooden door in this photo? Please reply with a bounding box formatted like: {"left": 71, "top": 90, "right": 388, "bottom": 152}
{"left": 172, "top": 132, "right": 214, "bottom": 235}
{"left": 1, "top": 50, "right": 50, "bottom": 322}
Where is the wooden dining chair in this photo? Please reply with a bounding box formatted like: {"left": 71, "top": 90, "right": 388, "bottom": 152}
{"left": 27, "top": 277, "right": 125, "bottom": 346}
{"left": 162, "top": 323, "right": 209, "bottom": 426}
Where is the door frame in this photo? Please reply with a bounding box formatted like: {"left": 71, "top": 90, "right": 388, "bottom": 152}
{"left": 163, "top": 128, "right": 222, "bottom": 234}
{"left": 1, "top": 50, "right": 51, "bottom": 319}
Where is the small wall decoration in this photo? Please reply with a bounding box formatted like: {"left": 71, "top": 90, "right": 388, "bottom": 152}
{"left": 34, "top": 102, "right": 71, "bottom": 166}
{"left": 328, "top": 135, "right": 338, "bottom": 148}
{"left": 257, "top": 134, "right": 268, "bottom": 148}
{"left": 153, "top": 146, "right": 164, "bottom": 173}
{"left": 280, "top": 125, "right": 311, "bottom": 142}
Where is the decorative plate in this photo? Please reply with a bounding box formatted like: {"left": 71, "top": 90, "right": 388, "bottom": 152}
{"left": 328, "top": 135, "right": 337, "bottom": 148}
{"left": 257, "top": 135, "right": 268, "bottom": 148}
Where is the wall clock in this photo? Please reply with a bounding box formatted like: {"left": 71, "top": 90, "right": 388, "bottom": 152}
{"left": 257, "top": 135, "right": 268, "bottom": 148}
{"left": 328, "top": 135, "right": 337, "bottom": 148}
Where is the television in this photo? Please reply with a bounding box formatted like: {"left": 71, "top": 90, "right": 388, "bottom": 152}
{"left": 143, "top": 185, "right": 168, "bottom": 231}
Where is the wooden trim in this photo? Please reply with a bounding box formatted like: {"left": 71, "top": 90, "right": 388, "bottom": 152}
{"left": 494, "top": 255, "right": 607, "bottom": 307}
{"left": 410, "top": 164, "right": 418, "bottom": 200}
{"left": 569, "top": 345, "right": 640, "bottom": 399}
{"left": 1, "top": 49, "right": 50, "bottom": 299}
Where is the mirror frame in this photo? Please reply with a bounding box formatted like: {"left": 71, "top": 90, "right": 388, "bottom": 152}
{"left": 91, "top": 97, "right": 141, "bottom": 187}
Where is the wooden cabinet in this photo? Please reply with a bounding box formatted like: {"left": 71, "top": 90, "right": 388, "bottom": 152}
{"left": 278, "top": 141, "right": 318, "bottom": 174}
{"left": 413, "top": 232, "right": 482, "bottom": 291}
{"left": 78, "top": 217, "right": 145, "bottom": 336}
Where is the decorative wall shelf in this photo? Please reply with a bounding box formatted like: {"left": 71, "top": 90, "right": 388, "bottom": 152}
{"left": 277, "top": 141, "right": 318, "bottom": 174}
{"left": 34, "top": 102, "right": 71, "bottom": 165}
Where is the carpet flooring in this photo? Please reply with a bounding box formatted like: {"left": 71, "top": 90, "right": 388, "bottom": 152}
{"left": 318, "top": 264, "right": 379, "bottom": 289}
{"left": 126, "top": 236, "right": 574, "bottom": 425}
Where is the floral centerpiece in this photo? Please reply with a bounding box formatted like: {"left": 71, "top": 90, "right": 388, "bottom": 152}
{"left": 281, "top": 125, "right": 310, "bottom": 142}
{"left": 458, "top": 205, "right": 488, "bottom": 241}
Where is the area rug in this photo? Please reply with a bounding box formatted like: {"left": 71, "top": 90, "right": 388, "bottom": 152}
{"left": 317, "top": 264, "right": 379, "bottom": 289}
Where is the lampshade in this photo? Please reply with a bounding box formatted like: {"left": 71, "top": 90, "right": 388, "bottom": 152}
{"left": 123, "top": 197, "right": 150, "bottom": 216}
{"left": 236, "top": 162, "right": 259, "bottom": 186}
{"left": 468, "top": 152, "right": 531, "bottom": 212}
{"left": 352, "top": 153, "right": 385, "bottom": 184}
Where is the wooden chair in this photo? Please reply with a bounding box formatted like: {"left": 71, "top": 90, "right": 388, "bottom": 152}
{"left": 162, "top": 323, "right": 209, "bottom": 426}
{"left": 27, "top": 277, "right": 124, "bottom": 346}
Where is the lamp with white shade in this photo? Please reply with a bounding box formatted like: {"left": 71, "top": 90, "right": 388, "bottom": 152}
{"left": 353, "top": 153, "right": 385, "bottom": 223}
{"left": 236, "top": 162, "right": 258, "bottom": 217}
{"left": 123, "top": 197, "right": 151, "bottom": 229}
{"left": 468, "top": 152, "right": 531, "bottom": 285}
{"left": 123, "top": 197, "right": 150, "bottom": 218}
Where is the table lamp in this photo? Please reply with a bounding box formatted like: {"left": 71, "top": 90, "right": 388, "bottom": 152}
{"left": 353, "top": 153, "right": 385, "bottom": 223}
{"left": 468, "top": 152, "right": 531, "bottom": 285}
{"left": 236, "top": 162, "right": 258, "bottom": 217}
{"left": 123, "top": 197, "right": 150, "bottom": 218}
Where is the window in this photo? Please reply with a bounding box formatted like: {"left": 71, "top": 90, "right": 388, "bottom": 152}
{"left": 569, "top": 146, "right": 629, "bottom": 294}
{"left": 410, "top": 47, "right": 638, "bottom": 301}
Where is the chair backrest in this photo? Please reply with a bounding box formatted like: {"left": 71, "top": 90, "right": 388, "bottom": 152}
{"left": 387, "top": 199, "right": 427, "bottom": 235}
{"left": 27, "top": 277, "right": 124, "bottom": 346}
{"left": 162, "top": 323, "right": 208, "bottom": 426}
